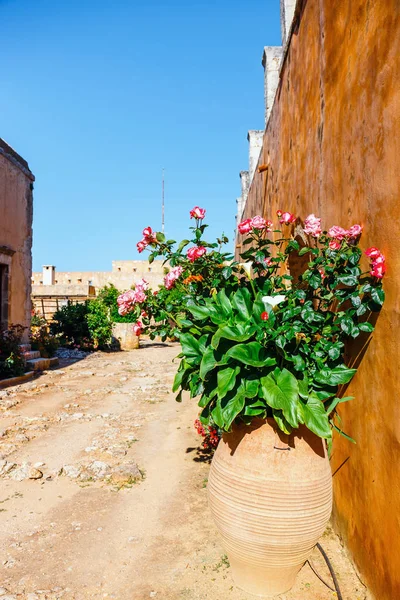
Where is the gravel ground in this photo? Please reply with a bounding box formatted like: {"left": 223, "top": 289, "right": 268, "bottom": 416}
{"left": 0, "top": 341, "right": 368, "bottom": 600}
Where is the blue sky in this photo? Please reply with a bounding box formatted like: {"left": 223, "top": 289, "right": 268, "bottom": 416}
{"left": 1, "top": 0, "right": 280, "bottom": 272}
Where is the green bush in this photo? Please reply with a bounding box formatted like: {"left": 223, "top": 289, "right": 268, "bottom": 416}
{"left": 86, "top": 298, "right": 113, "bottom": 348}
{"left": 0, "top": 325, "right": 26, "bottom": 380}
{"left": 50, "top": 302, "right": 92, "bottom": 349}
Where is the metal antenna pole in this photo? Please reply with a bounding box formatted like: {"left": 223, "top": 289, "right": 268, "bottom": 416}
{"left": 161, "top": 168, "right": 165, "bottom": 234}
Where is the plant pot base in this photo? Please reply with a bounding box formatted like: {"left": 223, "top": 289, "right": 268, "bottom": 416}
{"left": 230, "top": 559, "right": 299, "bottom": 597}
{"left": 208, "top": 418, "right": 332, "bottom": 598}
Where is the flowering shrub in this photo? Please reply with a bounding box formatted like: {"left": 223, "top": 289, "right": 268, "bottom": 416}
{"left": 130, "top": 207, "right": 385, "bottom": 443}
{"left": 117, "top": 211, "right": 235, "bottom": 341}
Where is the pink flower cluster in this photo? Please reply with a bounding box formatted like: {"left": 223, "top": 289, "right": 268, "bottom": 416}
{"left": 117, "top": 279, "right": 149, "bottom": 316}
{"left": 137, "top": 226, "right": 156, "bottom": 253}
{"left": 365, "top": 247, "right": 386, "bottom": 279}
{"left": 187, "top": 246, "right": 207, "bottom": 262}
{"left": 238, "top": 216, "right": 273, "bottom": 234}
{"left": 327, "top": 224, "right": 363, "bottom": 242}
{"left": 304, "top": 214, "right": 322, "bottom": 237}
{"left": 164, "top": 266, "right": 183, "bottom": 290}
{"left": 190, "top": 206, "right": 206, "bottom": 220}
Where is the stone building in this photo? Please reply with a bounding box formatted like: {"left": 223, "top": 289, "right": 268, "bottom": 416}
{"left": 31, "top": 260, "right": 166, "bottom": 320}
{"left": 0, "top": 139, "right": 34, "bottom": 340}
{"left": 235, "top": 1, "right": 400, "bottom": 599}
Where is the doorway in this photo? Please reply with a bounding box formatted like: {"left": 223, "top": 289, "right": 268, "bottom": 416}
{"left": 0, "top": 264, "right": 9, "bottom": 330}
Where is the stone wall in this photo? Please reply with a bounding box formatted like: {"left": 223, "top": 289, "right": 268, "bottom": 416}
{"left": 237, "top": 1, "right": 400, "bottom": 598}
{"left": 0, "top": 139, "right": 34, "bottom": 341}
{"left": 32, "top": 260, "right": 166, "bottom": 293}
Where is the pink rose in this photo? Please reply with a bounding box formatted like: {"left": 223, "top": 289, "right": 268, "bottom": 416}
{"left": 164, "top": 266, "right": 183, "bottom": 290}
{"left": 276, "top": 210, "right": 283, "bottom": 218}
{"left": 370, "top": 255, "right": 386, "bottom": 278}
{"left": 348, "top": 224, "right": 362, "bottom": 238}
{"left": 190, "top": 206, "right": 206, "bottom": 220}
{"left": 251, "top": 215, "right": 267, "bottom": 230}
{"left": 303, "top": 214, "right": 322, "bottom": 237}
{"left": 142, "top": 226, "right": 153, "bottom": 238}
{"left": 187, "top": 246, "right": 207, "bottom": 262}
{"left": 137, "top": 239, "right": 147, "bottom": 253}
{"left": 118, "top": 305, "right": 128, "bottom": 316}
{"left": 279, "top": 212, "right": 296, "bottom": 225}
{"left": 133, "top": 288, "right": 146, "bottom": 303}
{"left": 318, "top": 268, "right": 326, "bottom": 280}
{"left": 238, "top": 219, "right": 252, "bottom": 234}
{"left": 264, "top": 257, "right": 273, "bottom": 267}
{"left": 365, "top": 247, "right": 381, "bottom": 260}
{"left": 265, "top": 220, "right": 273, "bottom": 231}
{"left": 329, "top": 239, "right": 342, "bottom": 251}
{"left": 133, "top": 321, "right": 143, "bottom": 336}
{"left": 327, "top": 226, "right": 348, "bottom": 240}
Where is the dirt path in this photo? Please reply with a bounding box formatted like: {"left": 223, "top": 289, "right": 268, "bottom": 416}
{"left": 0, "top": 342, "right": 367, "bottom": 600}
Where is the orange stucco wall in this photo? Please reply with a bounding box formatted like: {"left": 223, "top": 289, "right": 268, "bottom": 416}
{"left": 0, "top": 140, "right": 34, "bottom": 340}
{"left": 239, "top": 1, "right": 400, "bottom": 598}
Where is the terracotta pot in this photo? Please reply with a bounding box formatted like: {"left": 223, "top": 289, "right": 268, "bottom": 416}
{"left": 112, "top": 323, "right": 139, "bottom": 350}
{"left": 207, "top": 418, "right": 332, "bottom": 597}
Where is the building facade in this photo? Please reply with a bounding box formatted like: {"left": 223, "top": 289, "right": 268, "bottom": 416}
{"left": 0, "top": 139, "right": 34, "bottom": 340}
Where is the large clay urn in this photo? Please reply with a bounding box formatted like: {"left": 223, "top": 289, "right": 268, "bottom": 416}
{"left": 112, "top": 323, "right": 139, "bottom": 350}
{"left": 208, "top": 418, "right": 332, "bottom": 597}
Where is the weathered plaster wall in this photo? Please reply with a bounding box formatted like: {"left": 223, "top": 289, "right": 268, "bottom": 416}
{"left": 239, "top": 1, "right": 400, "bottom": 598}
{"left": 0, "top": 139, "right": 34, "bottom": 340}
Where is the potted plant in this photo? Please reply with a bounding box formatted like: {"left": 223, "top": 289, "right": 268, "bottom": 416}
{"left": 128, "top": 208, "right": 386, "bottom": 596}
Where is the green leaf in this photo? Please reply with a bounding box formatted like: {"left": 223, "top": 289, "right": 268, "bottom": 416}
{"left": 199, "top": 346, "right": 217, "bottom": 379}
{"left": 175, "top": 390, "right": 183, "bottom": 403}
{"left": 156, "top": 232, "right": 166, "bottom": 243}
{"left": 217, "top": 366, "right": 240, "bottom": 399}
{"left": 299, "top": 247, "right": 311, "bottom": 256}
{"left": 302, "top": 394, "right": 331, "bottom": 438}
{"left": 177, "top": 239, "right": 190, "bottom": 252}
{"left": 211, "top": 401, "right": 224, "bottom": 428}
{"left": 215, "top": 289, "right": 232, "bottom": 318}
{"left": 332, "top": 424, "right": 356, "bottom": 444}
{"left": 222, "top": 266, "right": 233, "bottom": 280}
{"left": 244, "top": 401, "right": 266, "bottom": 417}
{"left": 186, "top": 303, "right": 211, "bottom": 321}
{"left": 298, "top": 375, "right": 309, "bottom": 399}
{"left": 198, "top": 393, "right": 213, "bottom": 408}
{"left": 272, "top": 409, "right": 293, "bottom": 435}
{"left": 328, "top": 345, "right": 341, "bottom": 361}
{"left": 260, "top": 368, "right": 299, "bottom": 427}
{"left": 314, "top": 364, "right": 357, "bottom": 386}
{"left": 213, "top": 324, "right": 255, "bottom": 347}
{"left": 226, "top": 342, "right": 276, "bottom": 368}
{"left": 337, "top": 275, "right": 358, "bottom": 287}
{"left": 172, "top": 369, "right": 184, "bottom": 392}
{"left": 179, "top": 333, "right": 206, "bottom": 358}
{"left": 325, "top": 396, "right": 354, "bottom": 415}
{"left": 231, "top": 288, "right": 252, "bottom": 321}
{"left": 370, "top": 286, "right": 385, "bottom": 306}
{"left": 222, "top": 393, "right": 245, "bottom": 429}
{"left": 358, "top": 321, "right": 374, "bottom": 333}
{"left": 242, "top": 377, "right": 259, "bottom": 398}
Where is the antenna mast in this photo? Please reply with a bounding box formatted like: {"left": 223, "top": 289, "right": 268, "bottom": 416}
{"left": 161, "top": 168, "right": 165, "bottom": 234}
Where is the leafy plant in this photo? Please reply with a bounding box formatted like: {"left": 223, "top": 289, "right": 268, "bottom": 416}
{"left": 125, "top": 208, "right": 385, "bottom": 443}
{"left": 0, "top": 325, "right": 26, "bottom": 380}
{"left": 50, "top": 302, "right": 92, "bottom": 348}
